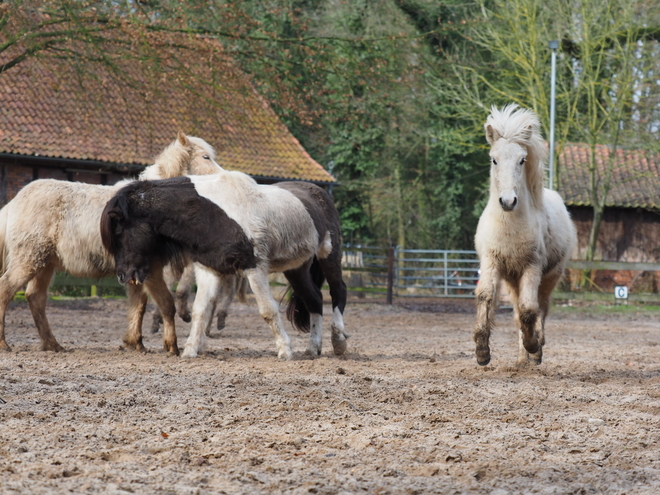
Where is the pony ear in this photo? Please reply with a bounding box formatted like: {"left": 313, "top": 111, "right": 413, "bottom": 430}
{"left": 485, "top": 124, "right": 500, "bottom": 145}
{"left": 520, "top": 124, "right": 534, "bottom": 142}
{"left": 107, "top": 208, "right": 124, "bottom": 221}
{"left": 177, "top": 131, "right": 190, "bottom": 147}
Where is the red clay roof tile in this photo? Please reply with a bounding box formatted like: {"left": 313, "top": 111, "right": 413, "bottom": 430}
{"left": 558, "top": 143, "right": 660, "bottom": 209}
{"left": 0, "top": 41, "right": 334, "bottom": 183}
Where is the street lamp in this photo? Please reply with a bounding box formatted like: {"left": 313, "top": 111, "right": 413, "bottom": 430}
{"left": 548, "top": 40, "right": 559, "bottom": 190}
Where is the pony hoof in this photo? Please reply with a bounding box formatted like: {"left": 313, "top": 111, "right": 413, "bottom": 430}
{"left": 277, "top": 348, "right": 293, "bottom": 361}
{"left": 529, "top": 348, "right": 543, "bottom": 365}
{"left": 42, "top": 342, "right": 65, "bottom": 352}
{"left": 165, "top": 345, "right": 180, "bottom": 357}
{"left": 331, "top": 333, "right": 347, "bottom": 356}
{"left": 0, "top": 342, "right": 12, "bottom": 352}
{"left": 181, "top": 347, "right": 198, "bottom": 358}
{"left": 523, "top": 340, "right": 539, "bottom": 354}
{"left": 305, "top": 347, "right": 322, "bottom": 357}
{"left": 150, "top": 326, "right": 160, "bottom": 334}
{"left": 475, "top": 346, "right": 490, "bottom": 366}
{"left": 125, "top": 341, "right": 146, "bottom": 353}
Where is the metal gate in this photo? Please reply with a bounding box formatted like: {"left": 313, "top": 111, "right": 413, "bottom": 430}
{"left": 342, "top": 246, "right": 479, "bottom": 299}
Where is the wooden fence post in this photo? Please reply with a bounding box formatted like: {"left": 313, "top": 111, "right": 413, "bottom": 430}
{"left": 387, "top": 246, "right": 394, "bottom": 304}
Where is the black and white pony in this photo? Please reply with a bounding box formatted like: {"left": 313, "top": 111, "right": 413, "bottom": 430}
{"left": 100, "top": 172, "right": 349, "bottom": 360}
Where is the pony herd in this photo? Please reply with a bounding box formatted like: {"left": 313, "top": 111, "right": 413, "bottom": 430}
{"left": 0, "top": 105, "right": 576, "bottom": 367}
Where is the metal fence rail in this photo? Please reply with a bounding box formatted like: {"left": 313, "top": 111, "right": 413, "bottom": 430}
{"left": 342, "top": 245, "right": 479, "bottom": 300}
{"left": 49, "top": 247, "right": 660, "bottom": 303}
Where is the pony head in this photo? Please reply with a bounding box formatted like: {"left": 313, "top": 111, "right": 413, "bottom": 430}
{"left": 484, "top": 104, "right": 547, "bottom": 212}
{"left": 101, "top": 180, "right": 186, "bottom": 285}
{"left": 140, "top": 131, "right": 223, "bottom": 180}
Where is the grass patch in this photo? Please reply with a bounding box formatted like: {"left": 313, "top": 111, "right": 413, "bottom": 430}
{"left": 553, "top": 300, "right": 660, "bottom": 319}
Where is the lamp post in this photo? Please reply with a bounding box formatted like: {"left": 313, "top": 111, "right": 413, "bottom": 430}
{"left": 548, "top": 40, "right": 559, "bottom": 190}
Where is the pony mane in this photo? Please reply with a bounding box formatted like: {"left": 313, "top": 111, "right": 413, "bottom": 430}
{"left": 100, "top": 192, "right": 129, "bottom": 256}
{"left": 140, "top": 136, "right": 216, "bottom": 180}
{"left": 486, "top": 104, "right": 548, "bottom": 208}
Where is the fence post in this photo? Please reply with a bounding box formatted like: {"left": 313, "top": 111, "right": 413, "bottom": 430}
{"left": 443, "top": 251, "right": 448, "bottom": 296}
{"left": 386, "top": 246, "right": 394, "bottom": 304}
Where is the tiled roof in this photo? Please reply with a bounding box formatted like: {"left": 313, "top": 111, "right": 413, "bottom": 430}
{"left": 0, "top": 39, "right": 335, "bottom": 184}
{"left": 558, "top": 143, "right": 660, "bottom": 209}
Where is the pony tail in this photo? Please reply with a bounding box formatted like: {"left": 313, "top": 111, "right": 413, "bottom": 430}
{"left": 286, "top": 292, "right": 310, "bottom": 333}
{"left": 285, "top": 257, "right": 326, "bottom": 333}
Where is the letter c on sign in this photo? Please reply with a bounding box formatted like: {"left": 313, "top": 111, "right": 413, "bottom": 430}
{"left": 614, "top": 286, "right": 628, "bottom": 299}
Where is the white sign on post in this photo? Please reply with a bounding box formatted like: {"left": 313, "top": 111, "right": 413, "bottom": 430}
{"left": 614, "top": 286, "right": 628, "bottom": 300}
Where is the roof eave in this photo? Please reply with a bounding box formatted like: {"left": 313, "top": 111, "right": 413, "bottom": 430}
{"left": 0, "top": 152, "right": 145, "bottom": 175}
{"left": 250, "top": 174, "right": 337, "bottom": 187}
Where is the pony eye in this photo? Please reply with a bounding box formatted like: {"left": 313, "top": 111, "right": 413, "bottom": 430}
{"left": 202, "top": 154, "right": 210, "bottom": 160}
{"left": 519, "top": 157, "right": 526, "bottom": 165}
{"left": 492, "top": 158, "right": 498, "bottom": 166}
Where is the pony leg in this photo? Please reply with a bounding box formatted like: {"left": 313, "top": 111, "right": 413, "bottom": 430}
{"left": 247, "top": 267, "right": 292, "bottom": 360}
{"left": 144, "top": 266, "right": 179, "bottom": 356}
{"left": 527, "top": 270, "right": 562, "bottom": 365}
{"left": 517, "top": 265, "right": 543, "bottom": 355}
{"left": 150, "top": 308, "right": 163, "bottom": 334}
{"left": 506, "top": 286, "right": 533, "bottom": 366}
{"left": 151, "top": 264, "right": 191, "bottom": 333}
{"left": 0, "top": 265, "right": 36, "bottom": 352}
{"left": 474, "top": 259, "right": 500, "bottom": 366}
{"left": 175, "top": 263, "right": 195, "bottom": 324}
{"left": 25, "top": 264, "right": 64, "bottom": 352}
{"left": 125, "top": 283, "right": 148, "bottom": 352}
{"left": 182, "top": 264, "right": 219, "bottom": 358}
{"left": 319, "top": 256, "right": 349, "bottom": 355}
{"left": 213, "top": 274, "right": 237, "bottom": 335}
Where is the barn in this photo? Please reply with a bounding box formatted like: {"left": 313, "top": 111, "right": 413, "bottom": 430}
{"left": 0, "top": 41, "right": 335, "bottom": 205}
{"left": 557, "top": 143, "right": 660, "bottom": 292}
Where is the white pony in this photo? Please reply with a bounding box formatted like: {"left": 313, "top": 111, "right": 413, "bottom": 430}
{"left": 473, "top": 105, "right": 577, "bottom": 366}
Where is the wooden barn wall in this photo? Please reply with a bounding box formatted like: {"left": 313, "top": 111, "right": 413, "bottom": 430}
{"left": 0, "top": 161, "right": 128, "bottom": 206}
{"left": 568, "top": 206, "right": 660, "bottom": 293}
{"left": 569, "top": 206, "right": 660, "bottom": 262}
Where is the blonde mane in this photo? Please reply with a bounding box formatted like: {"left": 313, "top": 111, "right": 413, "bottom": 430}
{"left": 474, "top": 104, "right": 577, "bottom": 367}
{"left": 486, "top": 104, "right": 547, "bottom": 208}
{"left": 140, "top": 136, "right": 216, "bottom": 180}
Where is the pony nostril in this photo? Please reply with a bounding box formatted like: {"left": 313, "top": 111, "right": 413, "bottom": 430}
{"left": 499, "top": 196, "right": 517, "bottom": 211}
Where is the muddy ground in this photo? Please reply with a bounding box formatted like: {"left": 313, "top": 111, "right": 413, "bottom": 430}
{"left": 1, "top": 296, "right": 660, "bottom": 494}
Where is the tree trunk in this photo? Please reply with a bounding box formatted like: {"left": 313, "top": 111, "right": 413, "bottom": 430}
{"left": 585, "top": 203, "right": 603, "bottom": 262}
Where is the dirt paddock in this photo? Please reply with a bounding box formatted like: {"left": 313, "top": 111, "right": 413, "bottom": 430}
{"left": 1, "top": 296, "right": 660, "bottom": 494}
